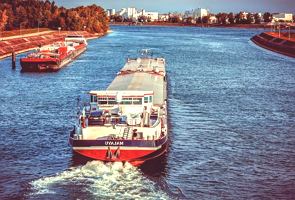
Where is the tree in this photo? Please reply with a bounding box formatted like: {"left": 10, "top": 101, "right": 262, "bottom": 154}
{"left": 228, "top": 12, "right": 235, "bottom": 24}
{"left": 202, "top": 16, "right": 209, "bottom": 24}
{"left": 246, "top": 13, "right": 254, "bottom": 24}
{"left": 138, "top": 15, "right": 148, "bottom": 23}
{"left": 185, "top": 17, "right": 193, "bottom": 24}
{"left": 254, "top": 13, "right": 261, "bottom": 24}
{"left": 263, "top": 12, "right": 272, "bottom": 23}
{"left": 216, "top": 13, "right": 228, "bottom": 24}
{"left": 0, "top": 10, "right": 8, "bottom": 32}
{"left": 235, "top": 12, "right": 247, "bottom": 24}
{"left": 169, "top": 16, "right": 181, "bottom": 23}
{"left": 0, "top": 0, "right": 109, "bottom": 33}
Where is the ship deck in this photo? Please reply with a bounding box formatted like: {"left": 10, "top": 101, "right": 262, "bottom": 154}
{"left": 81, "top": 122, "right": 162, "bottom": 140}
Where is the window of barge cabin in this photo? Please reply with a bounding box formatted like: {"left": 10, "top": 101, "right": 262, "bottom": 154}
{"left": 133, "top": 98, "right": 142, "bottom": 105}
{"left": 90, "top": 95, "right": 97, "bottom": 103}
{"left": 122, "top": 97, "right": 132, "bottom": 105}
{"left": 144, "top": 96, "right": 149, "bottom": 103}
{"left": 149, "top": 96, "right": 153, "bottom": 103}
{"left": 98, "top": 97, "right": 107, "bottom": 104}
{"left": 108, "top": 97, "right": 117, "bottom": 105}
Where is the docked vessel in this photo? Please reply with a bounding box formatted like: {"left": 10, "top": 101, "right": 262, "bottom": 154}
{"left": 20, "top": 35, "right": 87, "bottom": 72}
{"left": 69, "top": 50, "right": 168, "bottom": 166}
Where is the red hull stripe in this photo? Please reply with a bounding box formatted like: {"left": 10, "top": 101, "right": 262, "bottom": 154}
{"left": 73, "top": 143, "right": 167, "bottom": 163}
{"left": 73, "top": 146, "right": 161, "bottom": 150}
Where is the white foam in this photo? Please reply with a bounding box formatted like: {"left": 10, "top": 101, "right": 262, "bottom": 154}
{"left": 30, "top": 161, "right": 169, "bottom": 199}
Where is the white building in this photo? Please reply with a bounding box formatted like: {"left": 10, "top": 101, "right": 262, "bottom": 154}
{"left": 118, "top": 8, "right": 127, "bottom": 16}
{"left": 117, "top": 7, "right": 138, "bottom": 20}
{"left": 117, "top": 7, "right": 159, "bottom": 21}
{"left": 184, "top": 8, "right": 208, "bottom": 19}
{"left": 106, "top": 9, "right": 116, "bottom": 17}
{"left": 127, "top": 7, "right": 138, "bottom": 18}
{"left": 193, "top": 8, "right": 209, "bottom": 19}
{"left": 159, "top": 14, "right": 169, "bottom": 22}
{"left": 139, "top": 10, "right": 159, "bottom": 21}
{"left": 208, "top": 16, "right": 217, "bottom": 24}
{"left": 272, "top": 13, "right": 293, "bottom": 22}
{"left": 241, "top": 12, "right": 248, "bottom": 20}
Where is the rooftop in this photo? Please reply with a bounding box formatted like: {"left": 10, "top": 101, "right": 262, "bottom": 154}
{"left": 106, "top": 57, "right": 166, "bottom": 106}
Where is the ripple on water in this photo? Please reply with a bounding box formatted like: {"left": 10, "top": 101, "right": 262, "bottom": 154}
{"left": 29, "top": 161, "right": 171, "bottom": 200}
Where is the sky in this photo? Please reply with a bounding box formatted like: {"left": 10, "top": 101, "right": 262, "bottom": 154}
{"left": 54, "top": 0, "right": 295, "bottom": 13}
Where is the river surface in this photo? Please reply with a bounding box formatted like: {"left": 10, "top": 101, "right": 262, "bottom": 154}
{"left": 1, "top": 26, "right": 295, "bottom": 200}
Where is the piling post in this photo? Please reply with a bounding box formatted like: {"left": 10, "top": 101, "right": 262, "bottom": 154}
{"left": 12, "top": 51, "right": 16, "bottom": 69}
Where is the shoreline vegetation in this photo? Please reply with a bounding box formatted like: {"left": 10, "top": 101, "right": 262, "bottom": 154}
{"left": 0, "top": 0, "right": 109, "bottom": 33}
{"left": 110, "top": 21, "right": 273, "bottom": 29}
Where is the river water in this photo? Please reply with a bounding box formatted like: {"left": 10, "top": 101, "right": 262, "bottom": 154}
{"left": 1, "top": 26, "right": 295, "bottom": 200}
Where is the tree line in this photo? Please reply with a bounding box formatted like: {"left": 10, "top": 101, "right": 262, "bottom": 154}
{"left": 0, "top": 0, "right": 109, "bottom": 33}
{"left": 110, "top": 11, "right": 289, "bottom": 25}
{"left": 181, "top": 12, "right": 274, "bottom": 24}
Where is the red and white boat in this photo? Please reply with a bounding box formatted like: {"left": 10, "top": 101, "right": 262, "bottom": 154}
{"left": 20, "top": 35, "right": 87, "bottom": 72}
{"left": 69, "top": 50, "right": 168, "bottom": 166}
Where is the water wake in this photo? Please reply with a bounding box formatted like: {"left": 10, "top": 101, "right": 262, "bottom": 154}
{"left": 30, "top": 161, "right": 169, "bottom": 199}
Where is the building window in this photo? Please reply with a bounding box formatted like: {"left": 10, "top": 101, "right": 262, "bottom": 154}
{"left": 149, "top": 96, "right": 153, "bottom": 103}
{"left": 91, "top": 95, "right": 97, "bottom": 103}
{"left": 144, "top": 96, "right": 149, "bottom": 103}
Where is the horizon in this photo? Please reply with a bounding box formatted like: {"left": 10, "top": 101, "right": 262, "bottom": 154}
{"left": 54, "top": 0, "right": 295, "bottom": 14}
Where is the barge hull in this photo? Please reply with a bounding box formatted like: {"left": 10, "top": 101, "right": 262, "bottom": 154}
{"left": 20, "top": 45, "right": 86, "bottom": 72}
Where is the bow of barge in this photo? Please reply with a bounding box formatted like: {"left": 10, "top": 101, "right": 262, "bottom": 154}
{"left": 69, "top": 52, "right": 168, "bottom": 166}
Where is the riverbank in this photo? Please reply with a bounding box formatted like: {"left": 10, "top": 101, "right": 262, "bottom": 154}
{"left": 251, "top": 32, "right": 295, "bottom": 58}
{"left": 0, "top": 30, "right": 105, "bottom": 60}
{"left": 111, "top": 22, "right": 270, "bottom": 29}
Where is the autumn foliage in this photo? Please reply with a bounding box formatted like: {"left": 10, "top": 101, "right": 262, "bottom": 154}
{"left": 0, "top": 0, "right": 109, "bottom": 33}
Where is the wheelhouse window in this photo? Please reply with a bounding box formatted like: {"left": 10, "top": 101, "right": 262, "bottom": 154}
{"left": 122, "top": 98, "right": 132, "bottom": 105}
{"left": 90, "top": 95, "right": 97, "bottom": 103}
{"left": 98, "top": 97, "right": 107, "bottom": 104}
{"left": 108, "top": 97, "right": 117, "bottom": 105}
{"left": 144, "top": 96, "right": 149, "bottom": 103}
{"left": 133, "top": 98, "right": 142, "bottom": 105}
{"left": 149, "top": 96, "right": 153, "bottom": 103}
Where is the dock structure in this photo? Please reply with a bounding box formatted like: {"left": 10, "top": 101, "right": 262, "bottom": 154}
{"left": 11, "top": 51, "right": 16, "bottom": 69}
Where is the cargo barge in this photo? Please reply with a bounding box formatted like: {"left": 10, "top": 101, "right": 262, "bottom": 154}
{"left": 20, "top": 35, "right": 87, "bottom": 72}
{"left": 69, "top": 50, "right": 168, "bottom": 166}
{"left": 251, "top": 32, "right": 295, "bottom": 58}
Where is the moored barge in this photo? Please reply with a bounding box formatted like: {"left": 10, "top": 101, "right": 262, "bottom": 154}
{"left": 69, "top": 50, "right": 168, "bottom": 166}
{"left": 20, "top": 35, "right": 87, "bottom": 72}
